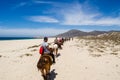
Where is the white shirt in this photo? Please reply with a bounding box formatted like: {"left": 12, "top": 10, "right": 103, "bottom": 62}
{"left": 42, "top": 42, "right": 50, "bottom": 54}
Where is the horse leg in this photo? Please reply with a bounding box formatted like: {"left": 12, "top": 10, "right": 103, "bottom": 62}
{"left": 54, "top": 48, "right": 56, "bottom": 56}
{"left": 45, "top": 66, "right": 50, "bottom": 80}
{"left": 46, "top": 73, "right": 51, "bottom": 80}
{"left": 53, "top": 48, "right": 56, "bottom": 56}
{"left": 46, "top": 66, "right": 51, "bottom": 80}
{"left": 42, "top": 75, "right": 46, "bottom": 80}
{"left": 56, "top": 48, "right": 58, "bottom": 57}
{"left": 42, "top": 69, "right": 47, "bottom": 80}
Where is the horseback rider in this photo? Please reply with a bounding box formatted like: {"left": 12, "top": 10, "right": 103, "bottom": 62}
{"left": 54, "top": 37, "right": 58, "bottom": 44}
{"left": 54, "top": 37, "right": 62, "bottom": 49}
{"left": 42, "top": 37, "right": 55, "bottom": 63}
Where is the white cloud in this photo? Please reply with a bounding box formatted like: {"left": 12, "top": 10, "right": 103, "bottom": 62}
{"left": 62, "top": 11, "right": 120, "bottom": 26}
{"left": 12, "top": 0, "right": 55, "bottom": 10}
{"left": 55, "top": 2, "right": 120, "bottom": 26}
{"left": 28, "top": 16, "right": 59, "bottom": 23}
{"left": 0, "top": 28, "right": 67, "bottom": 37}
{"left": 93, "top": 17, "right": 120, "bottom": 26}
{"left": 13, "top": 1, "right": 120, "bottom": 26}
{"left": 34, "top": 1, "right": 55, "bottom": 4}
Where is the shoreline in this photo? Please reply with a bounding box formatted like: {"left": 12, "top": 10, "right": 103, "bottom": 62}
{"left": 0, "top": 37, "right": 42, "bottom": 41}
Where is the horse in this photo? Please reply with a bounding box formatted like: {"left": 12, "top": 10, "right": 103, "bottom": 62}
{"left": 37, "top": 48, "right": 54, "bottom": 80}
{"left": 49, "top": 43, "right": 58, "bottom": 57}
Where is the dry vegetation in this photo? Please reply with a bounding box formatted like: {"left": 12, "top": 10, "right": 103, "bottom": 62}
{"left": 0, "top": 55, "right": 2, "bottom": 58}
{"left": 77, "top": 32, "right": 120, "bottom": 57}
{"left": 27, "top": 45, "right": 40, "bottom": 49}
{"left": 20, "top": 53, "right": 33, "bottom": 58}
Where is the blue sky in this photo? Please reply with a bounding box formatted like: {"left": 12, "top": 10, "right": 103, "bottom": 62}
{"left": 0, "top": 0, "right": 120, "bottom": 37}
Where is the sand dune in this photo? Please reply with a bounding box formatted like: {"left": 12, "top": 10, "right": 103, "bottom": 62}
{"left": 0, "top": 38, "right": 120, "bottom": 80}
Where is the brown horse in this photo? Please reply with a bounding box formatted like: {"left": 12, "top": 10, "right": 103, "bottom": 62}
{"left": 37, "top": 48, "right": 54, "bottom": 80}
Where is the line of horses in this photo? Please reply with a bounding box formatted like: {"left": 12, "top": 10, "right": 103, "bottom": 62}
{"left": 37, "top": 37, "right": 73, "bottom": 80}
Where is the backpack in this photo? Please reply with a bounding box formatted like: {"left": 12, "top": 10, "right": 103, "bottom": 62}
{"left": 39, "top": 46, "right": 44, "bottom": 55}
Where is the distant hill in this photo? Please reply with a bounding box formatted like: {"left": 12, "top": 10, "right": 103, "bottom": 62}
{"left": 56, "top": 29, "right": 87, "bottom": 37}
{"left": 79, "top": 32, "right": 120, "bottom": 44}
{"left": 56, "top": 29, "right": 120, "bottom": 37}
{"left": 97, "top": 32, "right": 120, "bottom": 40}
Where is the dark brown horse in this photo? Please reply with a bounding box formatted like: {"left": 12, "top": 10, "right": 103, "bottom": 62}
{"left": 37, "top": 48, "right": 54, "bottom": 80}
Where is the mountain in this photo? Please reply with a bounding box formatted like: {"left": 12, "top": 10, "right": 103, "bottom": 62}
{"left": 56, "top": 29, "right": 87, "bottom": 37}
{"left": 56, "top": 29, "right": 120, "bottom": 37}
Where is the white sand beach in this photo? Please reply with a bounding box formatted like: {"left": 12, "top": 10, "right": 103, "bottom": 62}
{"left": 0, "top": 38, "right": 120, "bottom": 80}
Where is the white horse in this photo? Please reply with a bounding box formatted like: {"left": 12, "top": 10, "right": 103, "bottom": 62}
{"left": 49, "top": 43, "right": 58, "bottom": 56}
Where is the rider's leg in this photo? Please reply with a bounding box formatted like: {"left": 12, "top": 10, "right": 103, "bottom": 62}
{"left": 50, "top": 53, "right": 55, "bottom": 63}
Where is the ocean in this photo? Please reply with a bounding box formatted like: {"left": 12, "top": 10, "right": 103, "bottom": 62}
{"left": 0, "top": 37, "right": 36, "bottom": 40}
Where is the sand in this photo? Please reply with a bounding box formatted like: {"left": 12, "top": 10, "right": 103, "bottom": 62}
{"left": 0, "top": 38, "right": 120, "bottom": 80}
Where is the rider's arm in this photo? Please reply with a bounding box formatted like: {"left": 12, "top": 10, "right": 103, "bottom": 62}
{"left": 45, "top": 43, "right": 51, "bottom": 51}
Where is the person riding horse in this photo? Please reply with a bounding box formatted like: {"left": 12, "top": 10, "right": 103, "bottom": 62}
{"left": 54, "top": 37, "right": 63, "bottom": 49}
{"left": 42, "top": 37, "right": 55, "bottom": 63}
{"left": 37, "top": 37, "right": 56, "bottom": 80}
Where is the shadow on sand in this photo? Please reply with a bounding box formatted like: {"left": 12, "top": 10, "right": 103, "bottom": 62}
{"left": 56, "top": 53, "right": 61, "bottom": 58}
{"left": 50, "top": 69, "right": 58, "bottom": 80}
